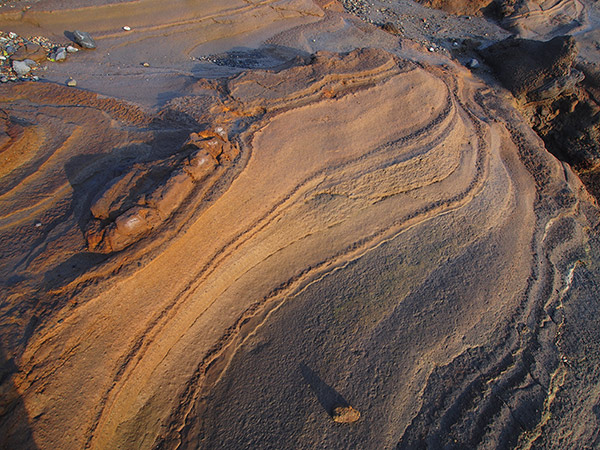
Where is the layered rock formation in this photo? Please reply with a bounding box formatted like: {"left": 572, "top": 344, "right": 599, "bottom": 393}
{"left": 0, "top": 1, "right": 599, "bottom": 450}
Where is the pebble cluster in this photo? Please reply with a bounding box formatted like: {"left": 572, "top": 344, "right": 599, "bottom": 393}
{"left": 0, "top": 31, "right": 79, "bottom": 83}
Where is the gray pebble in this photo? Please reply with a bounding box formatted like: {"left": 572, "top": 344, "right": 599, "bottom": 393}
{"left": 66, "top": 45, "right": 78, "bottom": 53}
{"left": 73, "top": 30, "right": 96, "bottom": 49}
{"left": 53, "top": 47, "right": 67, "bottom": 61}
{"left": 67, "top": 78, "right": 77, "bottom": 87}
{"left": 467, "top": 58, "right": 480, "bottom": 69}
{"left": 12, "top": 60, "right": 31, "bottom": 76}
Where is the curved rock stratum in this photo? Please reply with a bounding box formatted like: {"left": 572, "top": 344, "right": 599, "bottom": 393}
{"left": 1, "top": 1, "right": 600, "bottom": 450}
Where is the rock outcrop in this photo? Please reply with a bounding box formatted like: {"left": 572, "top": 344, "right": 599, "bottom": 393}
{"left": 85, "top": 130, "right": 238, "bottom": 253}
{"left": 481, "top": 35, "right": 600, "bottom": 197}
{"left": 0, "top": 2, "right": 599, "bottom": 450}
{"left": 480, "top": 35, "right": 578, "bottom": 100}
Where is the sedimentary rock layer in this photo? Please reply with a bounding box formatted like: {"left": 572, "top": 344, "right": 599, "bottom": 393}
{"left": 0, "top": 1, "right": 599, "bottom": 450}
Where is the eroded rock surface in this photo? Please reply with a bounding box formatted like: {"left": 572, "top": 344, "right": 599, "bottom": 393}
{"left": 85, "top": 130, "right": 238, "bottom": 253}
{"left": 480, "top": 35, "right": 578, "bottom": 99}
{"left": 332, "top": 405, "right": 360, "bottom": 423}
{"left": 0, "top": 2, "right": 599, "bottom": 450}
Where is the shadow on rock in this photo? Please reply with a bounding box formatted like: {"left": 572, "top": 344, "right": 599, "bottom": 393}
{"left": 299, "top": 362, "right": 349, "bottom": 417}
{"left": 198, "top": 44, "right": 311, "bottom": 70}
{"left": 0, "top": 346, "right": 39, "bottom": 450}
{"left": 42, "top": 252, "right": 108, "bottom": 291}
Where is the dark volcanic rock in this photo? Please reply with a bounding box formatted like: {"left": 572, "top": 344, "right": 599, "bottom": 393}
{"left": 73, "top": 30, "right": 96, "bottom": 49}
{"left": 480, "top": 35, "right": 578, "bottom": 99}
{"left": 480, "top": 35, "right": 600, "bottom": 195}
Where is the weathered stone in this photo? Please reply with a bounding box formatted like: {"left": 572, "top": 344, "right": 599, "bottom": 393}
{"left": 11, "top": 42, "right": 46, "bottom": 62}
{"left": 52, "top": 47, "right": 67, "bottom": 62}
{"left": 467, "top": 58, "right": 479, "bottom": 69}
{"left": 146, "top": 169, "right": 195, "bottom": 219}
{"left": 480, "top": 35, "right": 578, "bottom": 99}
{"left": 528, "top": 68, "right": 585, "bottom": 102}
{"left": 73, "top": 30, "right": 96, "bottom": 49}
{"left": 332, "top": 405, "right": 360, "bottom": 423}
{"left": 183, "top": 149, "right": 218, "bottom": 181}
{"left": 12, "top": 60, "right": 30, "bottom": 76}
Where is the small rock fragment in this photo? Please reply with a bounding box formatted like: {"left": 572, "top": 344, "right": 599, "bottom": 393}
{"left": 12, "top": 60, "right": 31, "bottom": 76}
{"left": 67, "top": 78, "right": 77, "bottom": 87}
{"left": 142, "top": 62, "right": 150, "bottom": 67}
{"left": 467, "top": 58, "right": 480, "bottom": 69}
{"left": 381, "top": 22, "right": 400, "bottom": 35}
{"left": 51, "top": 47, "right": 67, "bottom": 61}
{"left": 8, "top": 32, "right": 17, "bottom": 39}
{"left": 34, "top": 221, "right": 42, "bottom": 227}
{"left": 73, "top": 30, "right": 96, "bottom": 49}
{"left": 332, "top": 405, "right": 360, "bottom": 423}
{"left": 66, "top": 45, "right": 78, "bottom": 53}
{"left": 123, "top": 26, "right": 131, "bottom": 31}
{"left": 0, "top": 77, "right": 7, "bottom": 83}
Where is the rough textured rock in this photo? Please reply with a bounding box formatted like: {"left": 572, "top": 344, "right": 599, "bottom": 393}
{"left": 0, "top": 2, "right": 599, "bottom": 450}
{"left": 11, "top": 60, "right": 30, "bottom": 76}
{"left": 480, "top": 34, "right": 600, "bottom": 192}
{"left": 11, "top": 43, "right": 46, "bottom": 62}
{"left": 494, "top": 0, "right": 586, "bottom": 38}
{"left": 480, "top": 35, "right": 578, "bottom": 99}
{"left": 85, "top": 129, "right": 238, "bottom": 253}
{"left": 414, "top": 0, "right": 494, "bottom": 15}
{"left": 332, "top": 405, "right": 360, "bottom": 423}
{"left": 73, "top": 30, "right": 96, "bottom": 49}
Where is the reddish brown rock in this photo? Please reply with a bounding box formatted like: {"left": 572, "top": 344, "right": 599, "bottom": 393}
{"left": 85, "top": 128, "right": 236, "bottom": 253}
{"left": 146, "top": 169, "right": 195, "bottom": 219}
{"left": 11, "top": 43, "right": 47, "bottom": 63}
{"left": 332, "top": 405, "right": 361, "bottom": 423}
{"left": 183, "top": 149, "right": 218, "bottom": 181}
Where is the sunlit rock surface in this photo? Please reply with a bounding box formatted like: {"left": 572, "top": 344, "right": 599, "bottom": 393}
{"left": 0, "top": 1, "right": 599, "bottom": 449}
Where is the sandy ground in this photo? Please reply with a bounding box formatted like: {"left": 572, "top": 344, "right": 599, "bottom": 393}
{"left": 1, "top": 1, "right": 600, "bottom": 449}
